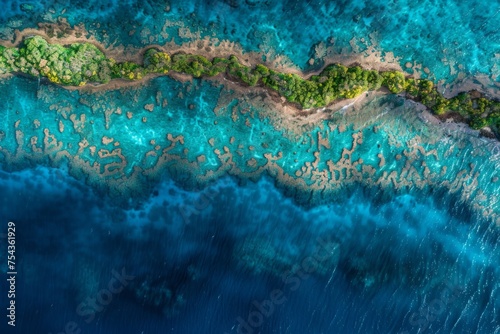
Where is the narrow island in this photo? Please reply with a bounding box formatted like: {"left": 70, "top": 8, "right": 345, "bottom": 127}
{"left": 1, "top": 35, "right": 499, "bottom": 137}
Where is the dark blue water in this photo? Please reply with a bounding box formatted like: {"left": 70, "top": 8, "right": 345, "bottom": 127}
{"left": 0, "top": 167, "right": 498, "bottom": 333}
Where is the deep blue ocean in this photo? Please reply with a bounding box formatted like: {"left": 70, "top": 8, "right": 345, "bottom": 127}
{"left": 0, "top": 1, "right": 499, "bottom": 334}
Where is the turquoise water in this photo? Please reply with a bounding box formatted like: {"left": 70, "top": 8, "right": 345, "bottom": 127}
{"left": 0, "top": 1, "right": 499, "bottom": 333}
{"left": 0, "top": 72, "right": 499, "bottom": 333}
{"left": 2, "top": 0, "right": 500, "bottom": 83}
{"left": 1, "top": 75, "right": 498, "bottom": 220}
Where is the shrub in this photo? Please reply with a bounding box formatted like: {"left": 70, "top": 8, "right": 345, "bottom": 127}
{"left": 3, "top": 36, "right": 500, "bottom": 131}
{"left": 381, "top": 71, "right": 405, "bottom": 93}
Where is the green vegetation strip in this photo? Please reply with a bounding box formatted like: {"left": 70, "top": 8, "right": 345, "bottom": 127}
{"left": 1, "top": 36, "right": 500, "bottom": 133}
